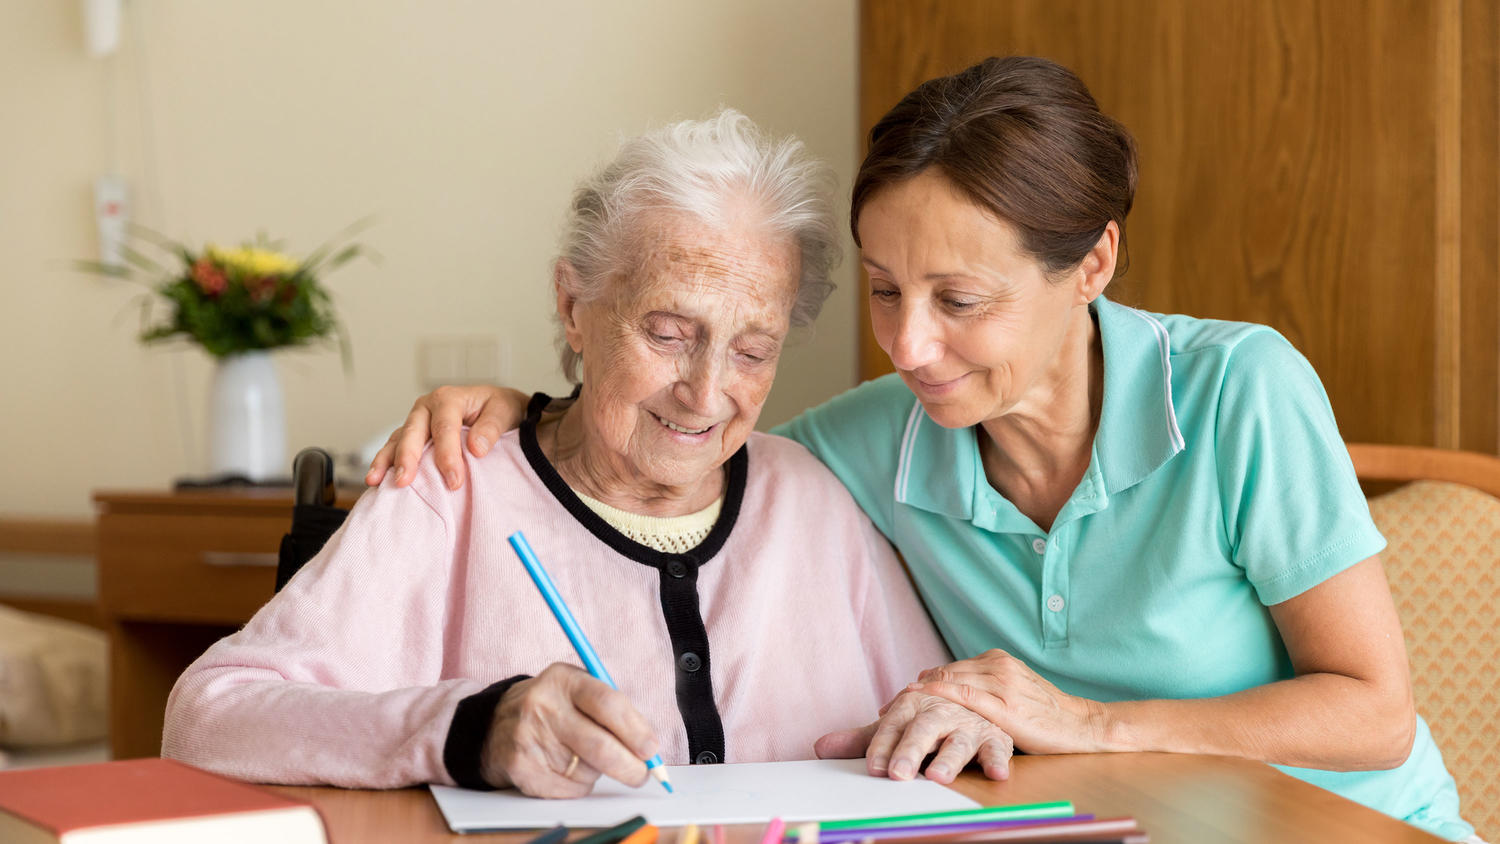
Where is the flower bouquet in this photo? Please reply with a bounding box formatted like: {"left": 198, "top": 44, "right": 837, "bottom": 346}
{"left": 81, "top": 224, "right": 370, "bottom": 366}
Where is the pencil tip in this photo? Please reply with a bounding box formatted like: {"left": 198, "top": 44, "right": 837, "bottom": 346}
{"left": 650, "top": 765, "right": 674, "bottom": 793}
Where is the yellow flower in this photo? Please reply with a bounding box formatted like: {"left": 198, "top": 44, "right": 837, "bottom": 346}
{"left": 206, "top": 245, "right": 301, "bottom": 278}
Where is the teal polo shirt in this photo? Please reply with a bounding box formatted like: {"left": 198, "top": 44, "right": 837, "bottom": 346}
{"left": 774, "top": 295, "right": 1470, "bottom": 840}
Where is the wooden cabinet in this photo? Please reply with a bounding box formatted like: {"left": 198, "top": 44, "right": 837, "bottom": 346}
{"left": 94, "top": 488, "right": 359, "bottom": 759}
{"left": 859, "top": 0, "right": 1499, "bottom": 454}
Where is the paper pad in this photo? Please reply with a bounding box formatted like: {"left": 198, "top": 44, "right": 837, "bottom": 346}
{"left": 430, "top": 758, "right": 980, "bottom": 831}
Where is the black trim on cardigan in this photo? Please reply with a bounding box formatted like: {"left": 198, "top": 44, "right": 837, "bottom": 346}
{"left": 443, "top": 674, "right": 531, "bottom": 789}
{"left": 517, "top": 390, "right": 740, "bottom": 764}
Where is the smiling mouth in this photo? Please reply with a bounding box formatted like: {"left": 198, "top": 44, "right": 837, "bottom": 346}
{"left": 911, "top": 372, "right": 967, "bottom": 389}
{"left": 653, "top": 413, "right": 713, "bottom": 435}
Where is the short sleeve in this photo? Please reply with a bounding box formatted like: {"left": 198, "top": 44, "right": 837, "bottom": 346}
{"left": 770, "top": 374, "right": 916, "bottom": 539}
{"left": 1214, "top": 330, "right": 1386, "bottom": 605}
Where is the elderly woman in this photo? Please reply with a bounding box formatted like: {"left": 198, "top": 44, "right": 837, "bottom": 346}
{"left": 374, "top": 59, "right": 1477, "bottom": 839}
{"left": 161, "top": 109, "right": 951, "bottom": 798}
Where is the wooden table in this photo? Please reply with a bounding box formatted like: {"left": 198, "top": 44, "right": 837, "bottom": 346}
{"left": 94, "top": 487, "right": 360, "bottom": 759}
{"left": 270, "top": 753, "right": 1445, "bottom": 844}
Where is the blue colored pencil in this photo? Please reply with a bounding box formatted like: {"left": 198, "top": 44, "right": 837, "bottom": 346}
{"left": 508, "top": 531, "right": 673, "bottom": 794}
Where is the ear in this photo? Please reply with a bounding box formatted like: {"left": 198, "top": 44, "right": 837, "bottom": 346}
{"left": 1073, "top": 220, "right": 1119, "bottom": 305}
{"left": 554, "top": 260, "right": 586, "bottom": 353}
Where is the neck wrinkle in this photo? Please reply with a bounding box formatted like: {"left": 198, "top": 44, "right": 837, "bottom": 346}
{"left": 543, "top": 400, "right": 726, "bottom": 518}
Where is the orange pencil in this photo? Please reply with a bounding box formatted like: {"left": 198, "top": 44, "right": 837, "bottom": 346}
{"left": 620, "top": 823, "right": 660, "bottom": 844}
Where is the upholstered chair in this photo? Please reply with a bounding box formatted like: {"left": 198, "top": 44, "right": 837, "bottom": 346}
{"left": 1350, "top": 443, "right": 1500, "bottom": 840}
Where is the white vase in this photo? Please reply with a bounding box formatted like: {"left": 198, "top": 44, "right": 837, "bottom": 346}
{"left": 208, "top": 351, "right": 286, "bottom": 481}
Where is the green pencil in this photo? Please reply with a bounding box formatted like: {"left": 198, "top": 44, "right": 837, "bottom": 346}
{"left": 572, "top": 815, "right": 649, "bottom": 844}
{"left": 812, "top": 802, "right": 1075, "bottom": 833}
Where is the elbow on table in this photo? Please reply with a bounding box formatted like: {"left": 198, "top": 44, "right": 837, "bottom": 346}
{"left": 1345, "top": 694, "right": 1417, "bottom": 772}
{"left": 1370, "top": 707, "right": 1418, "bottom": 771}
{"left": 158, "top": 672, "right": 233, "bottom": 771}
{"left": 158, "top": 680, "right": 203, "bottom": 762}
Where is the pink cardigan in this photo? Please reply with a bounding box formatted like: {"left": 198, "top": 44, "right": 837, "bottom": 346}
{"left": 162, "top": 430, "right": 950, "bottom": 788}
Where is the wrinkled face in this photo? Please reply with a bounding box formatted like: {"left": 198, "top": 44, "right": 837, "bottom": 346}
{"left": 561, "top": 210, "right": 800, "bottom": 490}
{"left": 859, "top": 169, "right": 1083, "bottom": 429}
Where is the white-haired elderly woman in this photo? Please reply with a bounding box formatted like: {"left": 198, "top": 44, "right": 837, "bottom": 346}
{"left": 161, "top": 110, "right": 952, "bottom": 798}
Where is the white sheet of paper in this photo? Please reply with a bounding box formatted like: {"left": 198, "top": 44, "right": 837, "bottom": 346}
{"left": 429, "top": 758, "right": 981, "bottom": 832}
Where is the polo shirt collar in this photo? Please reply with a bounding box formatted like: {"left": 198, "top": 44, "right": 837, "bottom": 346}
{"left": 1092, "top": 295, "right": 1186, "bottom": 493}
{"left": 893, "top": 398, "right": 978, "bottom": 520}
{"left": 892, "top": 294, "right": 1185, "bottom": 526}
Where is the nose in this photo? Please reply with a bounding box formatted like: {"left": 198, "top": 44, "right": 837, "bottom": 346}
{"left": 673, "top": 351, "right": 727, "bottom": 418}
{"left": 885, "top": 302, "right": 945, "bottom": 372}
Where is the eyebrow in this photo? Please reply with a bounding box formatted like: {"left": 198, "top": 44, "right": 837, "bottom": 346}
{"left": 644, "top": 310, "right": 785, "bottom": 340}
{"left": 861, "top": 257, "right": 983, "bottom": 282}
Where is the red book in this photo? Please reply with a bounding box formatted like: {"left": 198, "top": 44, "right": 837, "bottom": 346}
{"left": 0, "top": 757, "right": 326, "bottom": 843}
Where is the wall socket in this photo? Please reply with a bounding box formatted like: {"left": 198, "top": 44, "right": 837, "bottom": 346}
{"left": 417, "top": 335, "right": 510, "bottom": 390}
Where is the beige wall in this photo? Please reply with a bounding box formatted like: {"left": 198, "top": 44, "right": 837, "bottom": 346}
{"left": 0, "top": 0, "right": 860, "bottom": 518}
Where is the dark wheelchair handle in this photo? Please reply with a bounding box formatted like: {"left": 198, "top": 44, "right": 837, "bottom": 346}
{"left": 292, "top": 447, "right": 337, "bottom": 507}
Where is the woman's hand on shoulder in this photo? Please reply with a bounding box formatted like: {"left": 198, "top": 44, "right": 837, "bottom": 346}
{"left": 815, "top": 688, "right": 1015, "bottom": 784}
{"left": 905, "top": 649, "right": 1112, "bottom": 756}
{"left": 364, "top": 385, "right": 529, "bottom": 491}
{"left": 481, "top": 663, "right": 661, "bottom": 798}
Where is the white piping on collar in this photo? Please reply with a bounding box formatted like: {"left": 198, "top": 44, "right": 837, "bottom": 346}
{"left": 894, "top": 399, "right": 924, "bottom": 503}
{"left": 1119, "top": 306, "right": 1186, "bottom": 453}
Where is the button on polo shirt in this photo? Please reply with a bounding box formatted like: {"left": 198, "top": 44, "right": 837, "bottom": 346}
{"left": 775, "top": 294, "right": 1468, "bottom": 840}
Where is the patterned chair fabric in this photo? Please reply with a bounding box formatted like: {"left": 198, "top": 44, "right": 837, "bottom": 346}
{"left": 1367, "top": 479, "right": 1500, "bottom": 839}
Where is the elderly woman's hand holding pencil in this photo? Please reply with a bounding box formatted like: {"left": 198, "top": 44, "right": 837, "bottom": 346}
{"left": 481, "top": 663, "right": 662, "bottom": 798}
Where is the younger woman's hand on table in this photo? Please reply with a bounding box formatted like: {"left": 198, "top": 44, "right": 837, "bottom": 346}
{"left": 814, "top": 689, "right": 1015, "bottom": 784}
{"left": 364, "top": 385, "right": 529, "bottom": 491}
{"left": 905, "top": 649, "right": 1111, "bottom": 756}
{"left": 482, "top": 663, "right": 662, "bottom": 798}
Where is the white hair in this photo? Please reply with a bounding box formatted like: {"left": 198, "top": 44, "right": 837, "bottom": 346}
{"left": 555, "top": 108, "right": 842, "bottom": 382}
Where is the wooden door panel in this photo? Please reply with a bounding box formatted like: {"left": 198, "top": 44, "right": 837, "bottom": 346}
{"left": 860, "top": 0, "right": 1497, "bottom": 451}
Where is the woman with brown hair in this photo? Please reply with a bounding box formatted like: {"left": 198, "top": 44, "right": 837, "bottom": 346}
{"left": 369, "top": 58, "right": 1475, "bottom": 839}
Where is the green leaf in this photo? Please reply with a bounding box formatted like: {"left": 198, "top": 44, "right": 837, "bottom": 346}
{"left": 74, "top": 260, "right": 131, "bottom": 278}
{"left": 118, "top": 243, "right": 169, "bottom": 274}
{"left": 334, "top": 318, "right": 354, "bottom": 375}
{"left": 301, "top": 215, "right": 378, "bottom": 272}
{"left": 320, "top": 243, "right": 367, "bottom": 272}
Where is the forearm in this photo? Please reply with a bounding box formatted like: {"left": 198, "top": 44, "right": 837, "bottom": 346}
{"left": 1096, "top": 672, "right": 1416, "bottom": 771}
{"left": 162, "top": 666, "right": 490, "bottom": 788}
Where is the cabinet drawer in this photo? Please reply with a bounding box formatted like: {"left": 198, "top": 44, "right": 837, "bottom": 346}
{"left": 98, "top": 510, "right": 287, "bottom": 624}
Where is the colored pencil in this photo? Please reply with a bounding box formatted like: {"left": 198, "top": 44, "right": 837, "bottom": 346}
{"left": 509, "top": 531, "right": 673, "bottom": 794}
{"left": 807, "top": 802, "right": 1075, "bottom": 834}
{"left": 713, "top": 824, "right": 728, "bottom": 844}
{"left": 831, "top": 817, "right": 1143, "bottom": 844}
{"left": 620, "top": 824, "right": 660, "bottom": 844}
{"left": 807, "top": 815, "right": 1096, "bottom": 844}
{"left": 680, "top": 824, "right": 702, "bottom": 844}
{"left": 572, "top": 815, "right": 649, "bottom": 844}
{"left": 760, "top": 818, "right": 787, "bottom": 844}
{"left": 525, "top": 825, "right": 570, "bottom": 844}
